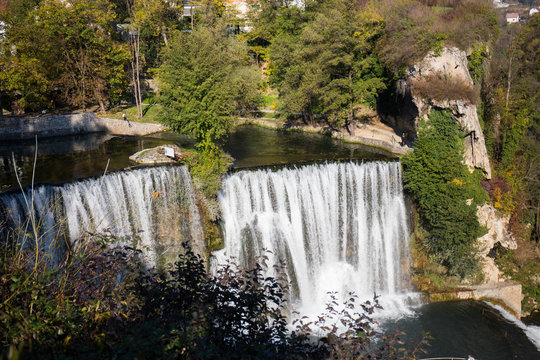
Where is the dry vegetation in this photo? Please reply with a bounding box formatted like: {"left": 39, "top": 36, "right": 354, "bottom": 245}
{"left": 378, "top": 0, "right": 498, "bottom": 69}
{"left": 410, "top": 74, "right": 479, "bottom": 103}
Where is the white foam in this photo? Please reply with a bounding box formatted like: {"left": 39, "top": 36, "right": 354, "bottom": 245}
{"left": 214, "top": 161, "right": 421, "bottom": 326}
{"left": 484, "top": 301, "right": 540, "bottom": 351}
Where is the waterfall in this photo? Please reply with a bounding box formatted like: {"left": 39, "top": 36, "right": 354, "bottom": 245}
{"left": 214, "top": 161, "right": 418, "bottom": 319}
{"left": 0, "top": 166, "right": 204, "bottom": 266}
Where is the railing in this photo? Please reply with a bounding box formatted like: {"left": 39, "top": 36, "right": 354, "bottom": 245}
{"left": 419, "top": 358, "right": 468, "bottom": 360}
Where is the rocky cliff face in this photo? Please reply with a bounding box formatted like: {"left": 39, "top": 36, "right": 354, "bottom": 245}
{"left": 400, "top": 47, "right": 492, "bottom": 178}
{"left": 476, "top": 204, "right": 517, "bottom": 283}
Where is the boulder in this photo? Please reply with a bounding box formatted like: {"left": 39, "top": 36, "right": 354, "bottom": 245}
{"left": 129, "top": 144, "right": 186, "bottom": 164}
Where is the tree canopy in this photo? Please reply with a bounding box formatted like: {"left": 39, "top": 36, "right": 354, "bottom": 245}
{"left": 157, "top": 15, "right": 261, "bottom": 152}
{"left": 0, "top": 0, "right": 129, "bottom": 112}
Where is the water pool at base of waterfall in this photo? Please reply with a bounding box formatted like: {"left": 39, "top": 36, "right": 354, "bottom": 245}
{"left": 381, "top": 300, "right": 540, "bottom": 359}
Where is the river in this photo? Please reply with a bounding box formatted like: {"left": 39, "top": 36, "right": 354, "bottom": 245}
{"left": 0, "top": 125, "right": 538, "bottom": 359}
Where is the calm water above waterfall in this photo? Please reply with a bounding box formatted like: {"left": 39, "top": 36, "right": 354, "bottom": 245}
{"left": 0, "top": 132, "right": 194, "bottom": 190}
{"left": 0, "top": 125, "right": 387, "bottom": 190}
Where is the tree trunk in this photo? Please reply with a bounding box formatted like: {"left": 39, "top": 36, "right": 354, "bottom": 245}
{"left": 191, "top": 5, "right": 194, "bottom": 31}
{"left": 506, "top": 54, "right": 513, "bottom": 109}
{"left": 98, "top": 98, "right": 106, "bottom": 113}
{"left": 308, "top": 99, "right": 314, "bottom": 126}
{"left": 162, "top": 27, "right": 168, "bottom": 47}
{"left": 135, "top": 30, "right": 143, "bottom": 119}
{"left": 129, "top": 30, "right": 143, "bottom": 119}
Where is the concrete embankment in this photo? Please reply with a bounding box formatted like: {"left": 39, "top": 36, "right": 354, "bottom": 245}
{"left": 429, "top": 281, "right": 523, "bottom": 318}
{"left": 237, "top": 117, "right": 411, "bottom": 156}
{"left": 0, "top": 113, "right": 165, "bottom": 140}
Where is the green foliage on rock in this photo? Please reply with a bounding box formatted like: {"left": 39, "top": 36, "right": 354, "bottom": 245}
{"left": 495, "top": 248, "right": 540, "bottom": 315}
{"left": 468, "top": 43, "right": 488, "bottom": 84}
{"left": 402, "top": 109, "right": 488, "bottom": 278}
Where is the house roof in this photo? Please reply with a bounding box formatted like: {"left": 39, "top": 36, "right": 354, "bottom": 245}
{"left": 0, "top": 0, "right": 9, "bottom": 12}
{"left": 506, "top": 12, "right": 519, "bottom": 18}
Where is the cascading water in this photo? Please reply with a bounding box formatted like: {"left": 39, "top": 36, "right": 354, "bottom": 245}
{"left": 0, "top": 166, "right": 204, "bottom": 266}
{"left": 214, "top": 161, "right": 419, "bottom": 320}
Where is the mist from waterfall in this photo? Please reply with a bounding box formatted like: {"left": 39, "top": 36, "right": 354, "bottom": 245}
{"left": 0, "top": 166, "right": 204, "bottom": 266}
{"left": 214, "top": 161, "right": 419, "bottom": 320}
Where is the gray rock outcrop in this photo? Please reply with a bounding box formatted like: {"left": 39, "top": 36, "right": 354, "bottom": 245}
{"left": 476, "top": 204, "right": 517, "bottom": 283}
{"left": 401, "top": 47, "right": 492, "bottom": 178}
{"left": 129, "top": 144, "right": 185, "bottom": 164}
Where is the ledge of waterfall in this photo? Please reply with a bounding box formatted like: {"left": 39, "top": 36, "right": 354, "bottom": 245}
{"left": 129, "top": 144, "right": 193, "bottom": 164}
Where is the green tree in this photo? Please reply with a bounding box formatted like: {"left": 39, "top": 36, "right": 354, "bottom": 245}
{"left": 269, "top": 0, "right": 388, "bottom": 131}
{"left": 157, "top": 19, "right": 261, "bottom": 152}
{"left": 243, "top": 0, "right": 307, "bottom": 66}
{"left": 0, "top": 0, "right": 130, "bottom": 112}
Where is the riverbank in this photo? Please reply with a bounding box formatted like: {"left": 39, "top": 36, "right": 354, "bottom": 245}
{"left": 0, "top": 113, "right": 165, "bottom": 140}
{"left": 236, "top": 116, "right": 411, "bottom": 157}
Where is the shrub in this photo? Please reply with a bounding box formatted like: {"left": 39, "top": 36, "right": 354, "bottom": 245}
{"left": 137, "top": 243, "right": 429, "bottom": 359}
{"left": 378, "top": 1, "right": 441, "bottom": 68}
{"left": 410, "top": 74, "right": 479, "bottom": 104}
{"left": 2, "top": 234, "right": 428, "bottom": 359}
{"left": 481, "top": 176, "right": 515, "bottom": 213}
{"left": 468, "top": 43, "right": 488, "bottom": 84}
{"left": 0, "top": 232, "right": 145, "bottom": 357}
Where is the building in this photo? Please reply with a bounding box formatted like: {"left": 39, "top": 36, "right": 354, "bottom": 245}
{"left": 506, "top": 12, "right": 519, "bottom": 23}
{"left": 529, "top": 7, "right": 539, "bottom": 17}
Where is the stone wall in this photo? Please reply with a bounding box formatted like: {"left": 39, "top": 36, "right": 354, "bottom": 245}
{"left": 430, "top": 281, "right": 523, "bottom": 318}
{"left": 0, "top": 113, "right": 165, "bottom": 140}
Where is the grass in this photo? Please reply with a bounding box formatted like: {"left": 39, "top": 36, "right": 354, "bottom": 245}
{"left": 261, "top": 92, "right": 279, "bottom": 110}
{"left": 431, "top": 6, "right": 452, "bottom": 14}
{"left": 98, "top": 96, "right": 162, "bottom": 124}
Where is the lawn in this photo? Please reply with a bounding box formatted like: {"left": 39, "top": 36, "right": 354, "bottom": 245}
{"left": 261, "top": 91, "right": 279, "bottom": 110}
{"left": 99, "top": 97, "right": 162, "bottom": 124}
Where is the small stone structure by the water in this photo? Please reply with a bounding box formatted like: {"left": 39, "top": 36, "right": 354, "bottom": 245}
{"left": 129, "top": 144, "right": 187, "bottom": 164}
{"left": 0, "top": 113, "right": 165, "bottom": 140}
